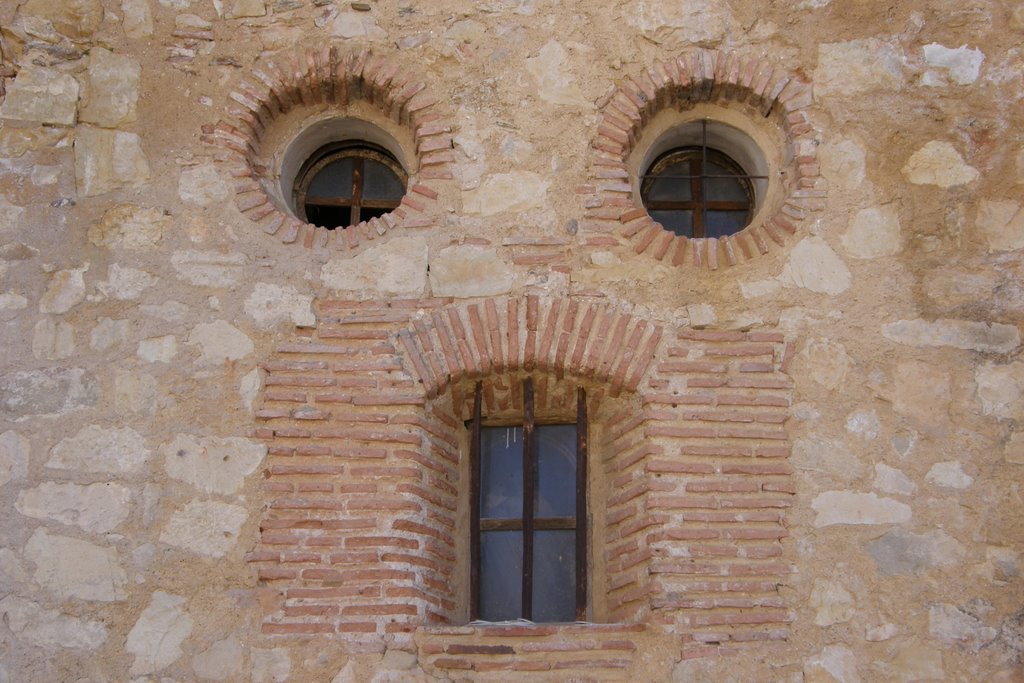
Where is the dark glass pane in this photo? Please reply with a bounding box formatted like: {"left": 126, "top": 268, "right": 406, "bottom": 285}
{"left": 532, "top": 530, "right": 575, "bottom": 622}
{"left": 363, "top": 159, "right": 405, "bottom": 200}
{"left": 703, "top": 162, "right": 750, "bottom": 203}
{"left": 650, "top": 210, "right": 693, "bottom": 237}
{"left": 307, "top": 158, "right": 353, "bottom": 199}
{"left": 705, "top": 211, "right": 749, "bottom": 238}
{"left": 647, "top": 161, "right": 692, "bottom": 201}
{"left": 480, "top": 530, "right": 522, "bottom": 621}
{"left": 536, "top": 425, "right": 576, "bottom": 518}
{"left": 480, "top": 426, "right": 523, "bottom": 519}
{"left": 304, "top": 204, "right": 351, "bottom": 230}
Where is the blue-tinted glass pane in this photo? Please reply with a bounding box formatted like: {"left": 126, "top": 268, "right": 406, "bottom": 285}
{"left": 647, "top": 161, "right": 692, "bottom": 201}
{"left": 705, "top": 211, "right": 748, "bottom": 238}
{"left": 480, "top": 427, "right": 523, "bottom": 519}
{"left": 532, "top": 530, "right": 576, "bottom": 622}
{"left": 307, "top": 158, "right": 353, "bottom": 199}
{"left": 536, "top": 425, "right": 576, "bottom": 518}
{"left": 363, "top": 159, "right": 405, "bottom": 200}
{"left": 480, "top": 531, "right": 522, "bottom": 621}
{"left": 650, "top": 210, "right": 693, "bottom": 237}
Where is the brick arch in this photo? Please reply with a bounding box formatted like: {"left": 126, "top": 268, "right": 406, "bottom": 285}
{"left": 251, "top": 295, "right": 796, "bottom": 653}
{"left": 203, "top": 44, "right": 454, "bottom": 250}
{"left": 584, "top": 48, "right": 824, "bottom": 270}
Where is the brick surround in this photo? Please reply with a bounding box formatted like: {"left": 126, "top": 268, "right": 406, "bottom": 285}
{"left": 582, "top": 48, "right": 824, "bottom": 269}
{"left": 205, "top": 45, "right": 454, "bottom": 249}
{"left": 250, "top": 295, "right": 795, "bottom": 663}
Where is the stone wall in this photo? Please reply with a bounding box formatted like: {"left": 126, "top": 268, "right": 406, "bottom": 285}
{"left": 0, "top": 0, "right": 1022, "bottom": 681}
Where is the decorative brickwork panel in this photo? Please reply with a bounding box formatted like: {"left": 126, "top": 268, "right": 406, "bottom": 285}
{"left": 251, "top": 296, "right": 793, "bottom": 660}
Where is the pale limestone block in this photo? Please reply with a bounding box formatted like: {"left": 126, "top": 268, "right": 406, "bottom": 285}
{"left": 982, "top": 546, "right": 1019, "bottom": 582}
{"left": 841, "top": 206, "right": 902, "bottom": 258}
{"left": 799, "top": 338, "right": 851, "bottom": 390}
{"left": 0, "top": 293, "right": 28, "bottom": 321}
{"left": 881, "top": 319, "right": 1020, "bottom": 354}
{"left": 98, "top": 263, "right": 157, "bottom": 300}
{"left": 121, "top": 0, "right": 154, "bottom": 38}
{"left": 525, "top": 40, "right": 586, "bottom": 106}
{"left": 463, "top": 172, "right": 549, "bottom": 216}
{"left": 75, "top": 127, "right": 151, "bottom": 197}
{"left": 0, "top": 595, "right": 108, "bottom": 650}
{"left": 976, "top": 199, "right": 1024, "bottom": 252}
{"left": 79, "top": 48, "right": 140, "bottom": 127}
{"left": 0, "top": 548, "right": 29, "bottom": 585}
{"left": 902, "top": 141, "right": 979, "bottom": 188}
{"left": 778, "top": 237, "right": 852, "bottom": 296}
{"left": 624, "top": 0, "right": 737, "bottom": 46}
{"left": 865, "top": 528, "right": 965, "bottom": 575}
{"left": 161, "top": 434, "right": 265, "bottom": 495}
{"left": 240, "top": 368, "right": 260, "bottom": 413}
{"left": 31, "top": 318, "right": 75, "bottom": 360}
{"left": 845, "top": 410, "right": 879, "bottom": 440}
{"left": 976, "top": 362, "right": 1024, "bottom": 419}
{"left": 818, "top": 138, "right": 866, "bottom": 190}
{"left": 24, "top": 528, "right": 127, "bottom": 601}
{"left": 332, "top": 662, "right": 357, "bottom": 683}
{"left": 126, "top": 592, "right": 193, "bottom": 676}
{"left": 192, "top": 637, "right": 244, "bottom": 680}
{"left": 922, "top": 43, "right": 984, "bottom": 86}
{"left": 928, "top": 604, "right": 998, "bottom": 652}
{"left": 878, "top": 643, "right": 944, "bottom": 682}
{"left": 227, "top": 0, "right": 265, "bottom": 18}
{"left": 187, "top": 320, "right": 254, "bottom": 365}
{"left": 925, "top": 461, "right": 973, "bottom": 489}
{"left": 923, "top": 269, "right": 1001, "bottom": 309}
{"left": 330, "top": 11, "right": 387, "bottom": 40}
{"left": 0, "top": 66, "right": 79, "bottom": 126}
{"left": 244, "top": 282, "right": 315, "bottom": 329}
{"left": 740, "top": 279, "right": 782, "bottom": 299}
{"left": 30, "top": 165, "right": 60, "bottom": 186}
{"left": 892, "top": 359, "right": 951, "bottom": 427}
{"left": 792, "top": 437, "right": 865, "bottom": 482}
{"left": 137, "top": 335, "right": 178, "bottom": 363}
{"left": 0, "top": 430, "right": 29, "bottom": 487}
{"left": 804, "top": 644, "right": 861, "bottom": 683}
{"left": 160, "top": 500, "right": 247, "bottom": 557}
{"left": 20, "top": 0, "right": 104, "bottom": 37}
{"left": 0, "top": 367, "right": 98, "bottom": 418}
{"left": 872, "top": 463, "right": 916, "bottom": 496}
{"left": 16, "top": 481, "right": 131, "bottom": 533}
{"left": 0, "top": 193, "right": 26, "bottom": 234}
{"left": 322, "top": 236, "right": 428, "bottom": 297}
{"left": 866, "top": 623, "right": 898, "bottom": 641}
{"left": 88, "top": 204, "right": 170, "bottom": 250}
{"left": 816, "top": 39, "right": 904, "bottom": 97}
{"left": 252, "top": 648, "right": 291, "bottom": 683}
{"left": 258, "top": 25, "right": 305, "bottom": 52}
{"left": 429, "top": 244, "right": 514, "bottom": 298}
{"left": 39, "top": 265, "right": 87, "bottom": 314}
{"left": 90, "top": 317, "right": 130, "bottom": 351}
{"left": 47, "top": 425, "right": 150, "bottom": 474}
{"left": 685, "top": 304, "right": 717, "bottom": 328}
{"left": 810, "top": 578, "right": 854, "bottom": 626}
{"left": 115, "top": 369, "right": 168, "bottom": 417}
{"left": 171, "top": 250, "right": 247, "bottom": 287}
{"left": 1005, "top": 433, "right": 1024, "bottom": 465}
{"left": 178, "top": 163, "right": 231, "bottom": 206}
{"left": 811, "top": 491, "right": 911, "bottom": 527}
{"left": 139, "top": 300, "right": 189, "bottom": 321}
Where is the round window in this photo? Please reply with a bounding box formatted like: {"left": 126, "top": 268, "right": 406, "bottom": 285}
{"left": 292, "top": 141, "right": 407, "bottom": 230}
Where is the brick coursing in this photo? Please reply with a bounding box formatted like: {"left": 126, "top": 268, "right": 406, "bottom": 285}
{"left": 251, "top": 295, "right": 794, "bottom": 664}
{"left": 206, "top": 45, "right": 454, "bottom": 250}
{"left": 584, "top": 48, "right": 824, "bottom": 270}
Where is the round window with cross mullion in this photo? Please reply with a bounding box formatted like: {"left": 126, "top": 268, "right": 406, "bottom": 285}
{"left": 641, "top": 147, "right": 755, "bottom": 239}
{"left": 293, "top": 142, "right": 407, "bottom": 230}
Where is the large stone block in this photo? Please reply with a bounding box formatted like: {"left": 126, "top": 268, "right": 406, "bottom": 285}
{"left": 0, "top": 367, "right": 98, "bottom": 419}
{"left": 525, "top": 40, "right": 585, "bottom": 106}
{"left": 187, "top": 320, "right": 254, "bottom": 365}
{"left": 0, "top": 66, "right": 79, "bottom": 126}
{"left": 0, "top": 430, "right": 29, "bottom": 487}
{"left": 79, "top": 48, "right": 140, "bottom": 127}
{"left": 778, "top": 237, "right": 852, "bottom": 295}
{"left": 47, "top": 425, "right": 150, "bottom": 474}
{"left": 16, "top": 481, "right": 132, "bottom": 533}
{"left": 976, "top": 199, "right": 1024, "bottom": 252}
{"left": 322, "top": 236, "right": 428, "bottom": 297}
{"left": 74, "top": 127, "right": 151, "bottom": 197}
{"left": 463, "top": 172, "right": 549, "bottom": 216}
{"left": 902, "top": 141, "right": 979, "bottom": 188}
{"left": 171, "top": 250, "right": 248, "bottom": 287}
{"left": 866, "top": 528, "right": 965, "bottom": 575}
{"left": 24, "top": 528, "right": 127, "bottom": 601}
{"left": 88, "top": 204, "right": 170, "bottom": 250}
{"left": 159, "top": 500, "right": 248, "bottom": 557}
{"left": 881, "top": 319, "right": 1020, "bottom": 354}
{"left": 127, "top": 591, "right": 193, "bottom": 676}
{"left": 841, "top": 206, "right": 902, "bottom": 259}
{"left": 816, "top": 39, "right": 903, "bottom": 97}
{"left": 0, "top": 595, "right": 108, "bottom": 650}
{"left": 429, "top": 244, "right": 514, "bottom": 298}
{"left": 162, "top": 434, "right": 266, "bottom": 495}
{"left": 811, "top": 491, "right": 912, "bottom": 527}
{"left": 19, "top": 0, "right": 104, "bottom": 38}
{"left": 244, "top": 282, "right": 315, "bottom": 329}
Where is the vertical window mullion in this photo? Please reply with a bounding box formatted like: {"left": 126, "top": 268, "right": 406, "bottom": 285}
{"left": 469, "top": 381, "right": 482, "bottom": 621}
{"left": 521, "top": 378, "right": 536, "bottom": 621}
{"left": 575, "top": 386, "right": 588, "bottom": 621}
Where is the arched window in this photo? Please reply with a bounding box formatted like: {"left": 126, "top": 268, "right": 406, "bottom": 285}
{"left": 292, "top": 142, "right": 406, "bottom": 230}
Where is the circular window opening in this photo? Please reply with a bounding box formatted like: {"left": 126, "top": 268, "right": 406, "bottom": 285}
{"left": 293, "top": 142, "right": 407, "bottom": 230}
{"left": 634, "top": 115, "right": 775, "bottom": 240}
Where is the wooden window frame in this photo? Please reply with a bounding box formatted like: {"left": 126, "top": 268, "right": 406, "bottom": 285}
{"left": 468, "top": 379, "right": 589, "bottom": 622}
{"left": 292, "top": 141, "right": 406, "bottom": 230}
